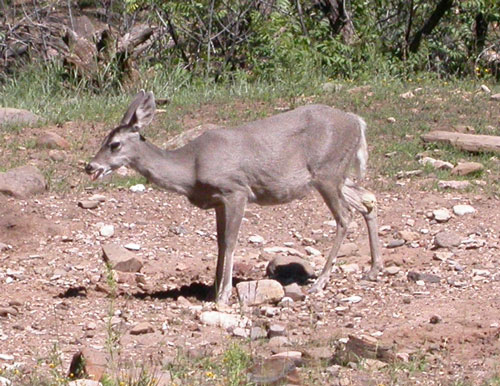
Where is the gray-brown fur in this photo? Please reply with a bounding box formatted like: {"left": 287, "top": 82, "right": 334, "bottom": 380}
{"left": 85, "top": 91, "right": 383, "bottom": 303}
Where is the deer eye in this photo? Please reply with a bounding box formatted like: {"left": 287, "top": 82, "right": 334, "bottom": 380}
{"left": 109, "top": 142, "right": 121, "bottom": 151}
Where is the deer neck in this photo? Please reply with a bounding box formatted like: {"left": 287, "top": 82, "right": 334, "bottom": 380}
{"left": 129, "top": 140, "right": 195, "bottom": 196}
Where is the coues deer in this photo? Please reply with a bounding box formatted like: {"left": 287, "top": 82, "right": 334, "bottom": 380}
{"left": 85, "top": 90, "right": 383, "bottom": 303}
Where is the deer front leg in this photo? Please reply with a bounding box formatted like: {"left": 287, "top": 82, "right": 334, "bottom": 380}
{"left": 214, "top": 194, "right": 247, "bottom": 304}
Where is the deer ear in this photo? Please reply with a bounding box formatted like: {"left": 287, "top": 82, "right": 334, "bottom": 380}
{"left": 120, "top": 90, "right": 156, "bottom": 129}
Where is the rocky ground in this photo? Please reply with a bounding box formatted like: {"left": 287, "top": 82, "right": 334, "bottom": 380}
{"left": 0, "top": 115, "right": 499, "bottom": 385}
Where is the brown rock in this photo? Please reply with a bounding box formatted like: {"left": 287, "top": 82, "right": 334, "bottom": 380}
{"left": 68, "top": 347, "right": 108, "bottom": 381}
{"left": 451, "top": 162, "right": 484, "bottom": 176}
{"left": 283, "top": 283, "right": 305, "bottom": 301}
{"left": 102, "top": 244, "right": 143, "bottom": 272}
{"left": 129, "top": 322, "right": 154, "bottom": 335}
{"left": 0, "top": 165, "right": 46, "bottom": 198}
{"left": 37, "top": 131, "right": 71, "bottom": 150}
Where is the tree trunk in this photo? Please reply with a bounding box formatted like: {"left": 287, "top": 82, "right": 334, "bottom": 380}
{"left": 474, "top": 12, "right": 488, "bottom": 54}
{"left": 314, "top": 0, "right": 355, "bottom": 43}
{"left": 409, "top": 0, "right": 454, "bottom": 53}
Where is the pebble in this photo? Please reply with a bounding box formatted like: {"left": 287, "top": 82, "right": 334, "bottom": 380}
{"left": 99, "top": 225, "right": 115, "bottom": 237}
{"left": 249, "top": 235, "right": 265, "bottom": 245}
{"left": 433, "top": 208, "right": 451, "bottom": 222}
{"left": 124, "top": 243, "right": 141, "bottom": 251}
{"left": 304, "top": 246, "right": 321, "bottom": 256}
{"left": 0, "top": 354, "right": 14, "bottom": 361}
{"left": 340, "top": 295, "right": 362, "bottom": 304}
{"left": 130, "top": 184, "right": 146, "bottom": 192}
{"left": 434, "top": 231, "right": 461, "bottom": 249}
{"left": 385, "top": 266, "right": 400, "bottom": 275}
{"left": 453, "top": 204, "right": 476, "bottom": 216}
{"left": 268, "top": 324, "right": 286, "bottom": 338}
{"left": 78, "top": 200, "right": 99, "bottom": 209}
{"left": 387, "top": 239, "right": 405, "bottom": 248}
{"left": 438, "top": 180, "right": 471, "bottom": 190}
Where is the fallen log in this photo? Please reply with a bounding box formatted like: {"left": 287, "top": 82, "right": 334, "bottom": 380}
{"left": 421, "top": 130, "right": 500, "bottom": 154}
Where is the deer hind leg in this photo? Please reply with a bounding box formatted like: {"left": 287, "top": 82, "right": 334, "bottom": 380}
{"left": 214, "top": 193, "right": 247, "bottom": 304}
{"left": 309, "top": 181, "right": 352, "bottom": 293}
{"left": 342, "top": 178, "right": 383, "bottom": 280}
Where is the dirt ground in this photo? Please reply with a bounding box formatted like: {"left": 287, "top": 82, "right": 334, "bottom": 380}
{"left": 1, "top": 116, "right": 500, "bottom": 385}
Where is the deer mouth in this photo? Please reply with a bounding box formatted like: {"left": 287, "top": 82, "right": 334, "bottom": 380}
{"left": 89, "top": 168, "right": 112, "bottom": 181}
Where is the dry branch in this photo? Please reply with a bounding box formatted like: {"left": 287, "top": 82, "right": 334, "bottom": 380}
{"left": 421, "top": 131, "right": 500, "bottom": 154}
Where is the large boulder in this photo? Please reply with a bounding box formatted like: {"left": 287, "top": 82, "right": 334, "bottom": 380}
{"left": 0, "top": 108, "right": 41, "bottom": 126}
{"left": 0, "top": 165, "right": 47, "bottom": 198}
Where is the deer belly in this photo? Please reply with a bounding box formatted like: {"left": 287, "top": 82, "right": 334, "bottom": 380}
{"left": 249, "top": 180, "right": 313, "bottom": 205}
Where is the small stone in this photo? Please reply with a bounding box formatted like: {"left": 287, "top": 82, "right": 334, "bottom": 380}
{"left": 429, "top": 315, "right": 442, "bottom": 324}
{"left": 481, "top": 84, "right": 491, "bottom": 93}
{"left": 397, "top": 230, "right": 419, "bottom": 242}
{"left": 304, "top": 246, "right": 321, "bottom": 256}
{"left": 340, "top": 295, "right": 362, "bottom": 304}
{"left": 452, "top": 204, "right": 475, "bottom": 216}
{"left": 434, "top": 231, "right": 461, "bottom": 249}
{"left": 199, "top": 311, "right": 249, "bottom": 330}
{"left": 283, "top": 283, "right": 305, "bottom": 301}
{"left": 433, "top": 251, "right": 453, "bottom": 261}
{"left": 433, "top": 208, "right": 451, "bottom": 223}
{"left": 491, "top": 93, "right": 500, "bottom": 101}
{"left": 400, "top": 91, "right": 415, "bottom": 99}
{"left": 0, "top": 243, "right": 11, "bottom": 252}
{"left": 385, "top": 266, "right": 400, "bottom": 275}
{"left": 232, "top": 327, "right": 249, "bottom": 338}
{"left": 338, "top": 242, "right": 359, "bottom": 257}
{"left": 407, "top": 271, "right": 441, "bottom": 283}
{"left": 36, "top": 131, "right": 71, "bottom": 150}
{"left": 438, "top": 180, "right": 471, "bottom": 190}
{"left": 130, "top": 322, "right": 154, "bottom": 335}
{"left": 99, "top": 224, "right": 114, "bottom": 237}
{"left": 339, "top": 263, "right": 360, "bottom": 274}
{"left": 387, "top": 117, "right": 396, "bottom": 123}
{"left": 451, "top": 162, "right": 484, "bottom": 176}
{"left": 387, "top": 239, "right": 405, "bottom": 248}
{"left": 278, "top": 297, "right": 294, "bottom": 307}
{"left": 78, "top": 200, "right": 99, "bottom": 209}
{"left": 88, "top": 194, "right": 106, "bottom": 202}
{"left": 124, "top": 243, "right": 141, "bottom": 251}
{"left": 0, "top": 354, "right": 14, "bottom": 361}
{"left": 263, "top": 246, "right": 303, "bottom": 257}
{"left": 130, "top": 184, "right": 146, "bottom": 192}
{"left": 249, "top": 235, "right": 265, "bottom": 245}
{"left": 268, "top": 324, "right": 286, "bottom": 338}
{"left": 102, "top": 244, "right": 143, "bottom": 273}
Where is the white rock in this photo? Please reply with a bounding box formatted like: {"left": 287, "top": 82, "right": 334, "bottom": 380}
{"left": 124, "top": 243, "right": 141, "bottom": 251}
{"left": 248, "top": 235, "right": 265, "bottom": 245}
{"left": 452, "top": 204, "right": 476, "bottom": 216}
{"left": 130, "top": 184, "right": 146, "bottom": 192}
{"left": 340, "top": 295, "right": 362, "bottom": 304}
{"left": 99, "top": 225, "right": 115, "bottom": 237}
{"left": 433, "top": 208, "right": 451, "bottom": 222}
{"left": 88, "top": 194, "right": 106, "bottom": 202}
{"left": 387, "top": 117, "right": 396, "bottom": 123}
{"left": 304, "top": 246, "right": 321, "bottom": 256}
{"left": 0, "top": 354, "right": 14, "bottom": 361}
{"left": 481, "top": 84, "right": 491, "bottom": 93}
{"left": 263, "top": 246, "right": 303, "bottom": 257}
{"left": 199, "top": 311, "right": 250, "bottom": 330}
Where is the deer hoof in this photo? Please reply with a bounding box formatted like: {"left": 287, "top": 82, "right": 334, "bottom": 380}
{"left": 362, "top": 268, "right": 380, "bottom": 282}
{"left": 308, "top": 276, "right": 328, "bottom": 293}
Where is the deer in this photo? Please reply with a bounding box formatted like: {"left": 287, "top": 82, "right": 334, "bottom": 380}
{"left": 85, "top": 90, "right": 383, "bottom": 304}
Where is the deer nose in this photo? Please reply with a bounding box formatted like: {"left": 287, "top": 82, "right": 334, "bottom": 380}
{"left": 84, "top": 163, "right": 94, "bottom": 174}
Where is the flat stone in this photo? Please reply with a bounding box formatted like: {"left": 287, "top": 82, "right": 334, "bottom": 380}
{"left": 199, "top": 311, "right": 249, "bottom": 330}
{"left": 268, "top": 324, "right": 286, "bottom": 338}
{"left": 263, "top": 246, "right": 304, "bottom": 257}
{"left": 78, "top": 200, "right": 99, "bottom": 209}
{"left": 340, "top": 295, "right": 362, "bottom": 304}
{"left": 0, "top": 165, "right": 46, "bottom": 198}
{"left": 129, "top": 322, "right": 154, "bottom": 335}
{"left": 451, "top": 162, "right": 484, "bottom": 176}
{"left": 434, "top": 231, "right": 461, "bottom": 249}
{"left": 232, "top": 327, "right": 249, "bottom": 338}
{"left": 0, "top": 107, "right": 41, "bottom": 126}
{"left": 102, "top": 243, "right": 143, "bottom": 272}
{"left": 37, "top": 131, "right": 71, "bottom": 150}
{"left": 304, "top": 246, "right": 321, "bottom": 256}
{"left": 433, "top": 208, "right": 451, "bottom": 222}
{"left": 248, "top": 235, "right": 265, "bottom": 244}
{"left": 387, "top": 239, "right": 405, "bottom": 248}
{"left": 453, "top": 204, "right": 476, "bottom": 216}
{"left": 397, "top": 230, "right": 420, "bottom": 242}
{"left": 236, "top": 279, "right": 284, "bottom": 306}
{"left": 130, "top": 184, "right": 146, "bottom": 192}
{"left": 385, "top": 266, "right": 400, "bottom": 275}
{"left": 124, "top": 243, "right": 141, "bottom": 251}
{"left": 407, "top": 271, "right": 441, "bottom": 283}
{"left": 438, "top": 180, "right": 471, "bottom": 190}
